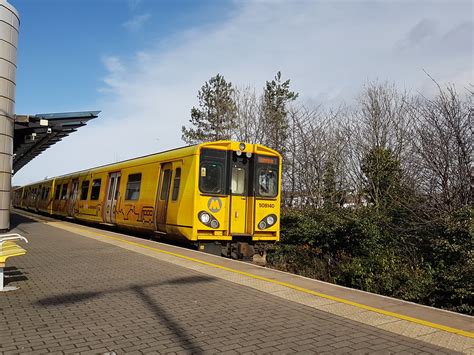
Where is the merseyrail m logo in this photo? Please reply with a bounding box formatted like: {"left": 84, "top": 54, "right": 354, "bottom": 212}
{"left": 208, "top": 197, "right": 222, "bottom": 213}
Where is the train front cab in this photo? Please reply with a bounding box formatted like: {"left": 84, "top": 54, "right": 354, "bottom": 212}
{"left": 193, "top": 141, "right": 281, "bottom": 259}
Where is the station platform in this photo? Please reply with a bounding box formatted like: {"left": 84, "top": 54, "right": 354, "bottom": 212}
{"left": 1, "top": 210, "right": 473, "bottom": 354}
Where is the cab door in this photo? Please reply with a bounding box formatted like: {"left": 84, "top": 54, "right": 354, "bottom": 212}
{"left": 156, "top": 163, "right": 172, "bottom": 232}
{"left": 104, "top": 172, "right": 121, "bottom": 224}
{"left": 230, "top": 155, "right": 249, "bottom": 235}
{"left": 67, "top": 179, "right": 79, "bottom": 216}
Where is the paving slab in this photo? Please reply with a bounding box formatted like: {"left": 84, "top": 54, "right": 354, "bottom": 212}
{"left": 0, "top": 211, "right": 471, "bottom": 354}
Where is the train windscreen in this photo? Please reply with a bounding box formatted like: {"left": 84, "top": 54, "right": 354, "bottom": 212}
{"left": 256, "top": 155, "right": 279, "bottom": 198}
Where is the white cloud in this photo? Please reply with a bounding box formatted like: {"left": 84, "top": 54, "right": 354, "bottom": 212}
{"left": 13, "top": 0, "right": 473, "bottom": 185}
{"left": 123, "top": 13, "right": 151, "bottom": 32}
{"left": 128, "top": 0, "right": 142, "bottom": 11}
{"left": 102, "top": 56, "right": 125, "bottom": 74}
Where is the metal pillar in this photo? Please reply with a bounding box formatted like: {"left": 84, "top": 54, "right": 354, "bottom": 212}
{"left": 0, "top": 1, "right": 19, "bottom": 231}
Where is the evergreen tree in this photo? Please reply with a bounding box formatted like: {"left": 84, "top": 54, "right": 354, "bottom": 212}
{"left": 361, "top": 147, "right": 402, "bottom": 212}
{"left": 262, "top": 71, "right": 298, "bottom": 153}
{"left": 182, "top": 74, "right": 237, "bottom": 144}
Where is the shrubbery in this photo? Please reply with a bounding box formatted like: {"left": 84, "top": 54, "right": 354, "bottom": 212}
{"left": 267, "top": 207, "right": 473, "bottom": 315}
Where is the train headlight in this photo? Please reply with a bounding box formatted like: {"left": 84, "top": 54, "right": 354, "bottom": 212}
{"left": 266, "top": 215, "right": 275, "bottom": 226}
{"left": 200, "top": 212, "right": 210, "bottom": 224}
{"left": 198, "top": 211, "right": 220, "bottom": 229}
{"left": 258, "top": 214, "right": 277, "bottom": 230}
{"left": 239, "top": 143, "right": 246, "bottom": 151}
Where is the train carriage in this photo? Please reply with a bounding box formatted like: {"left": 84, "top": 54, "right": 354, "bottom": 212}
{"left": 13, "top": 141, "right": 281, "bottom": 259}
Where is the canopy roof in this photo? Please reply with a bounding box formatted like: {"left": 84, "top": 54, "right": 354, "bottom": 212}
{"left": 13, "top": 111, "right": 100, "bottom": 174}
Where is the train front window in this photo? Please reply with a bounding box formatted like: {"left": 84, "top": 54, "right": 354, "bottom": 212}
{"left": 199, "top": 148, "right": 227, "bottom": 195}
{"left": 257, "top": 168, "right": 278, "bottom": 197}
{"left": 231, "top": 167, "right": 246, "bottom": 195}
{"left": 200, "top": 162, "right": 223, "bottom": 194}
{"left": 256, "top": 155, "right": 279, "bottom": 198}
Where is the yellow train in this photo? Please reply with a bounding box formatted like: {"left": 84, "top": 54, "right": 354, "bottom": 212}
{"left": 13, "top": 141, "right": 281, "bottom": 259}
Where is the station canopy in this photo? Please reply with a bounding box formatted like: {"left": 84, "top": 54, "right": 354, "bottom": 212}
{"left": 13, "top": 111, "right": 100, "bottom": 174}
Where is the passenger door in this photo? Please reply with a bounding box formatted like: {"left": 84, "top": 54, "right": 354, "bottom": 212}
{"left": 67, "top": 179, "right": 79, "bottom": 216}
{"left": 104, "top": 172, "right": 121, "bottom": 224}
{"left": 230, "top": 155, "right": 249, "bottom": 235}
{"left": 156, "top": 163, "right": 172, "bottom": 232}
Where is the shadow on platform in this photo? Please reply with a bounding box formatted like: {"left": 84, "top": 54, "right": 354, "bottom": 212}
{"left": 4, "top": 266, "right": 29, "bottom": 285}
{"left": 34, "top": 275, "right": 216, "bottom": 353}
{"left": 9, "top": 212, "right": 37, "bottom": 230}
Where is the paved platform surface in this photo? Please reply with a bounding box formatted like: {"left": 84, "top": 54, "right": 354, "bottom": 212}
{"left": 0, "top": 212, "right": 472, "bottom": 354}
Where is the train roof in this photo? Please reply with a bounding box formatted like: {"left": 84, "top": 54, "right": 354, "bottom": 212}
{"left": 15, "top": 140, "right": 281, "bottom": 188}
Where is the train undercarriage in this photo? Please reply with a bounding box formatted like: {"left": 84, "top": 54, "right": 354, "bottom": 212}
{"left": 197, "top": 240, "right": 269, "bottom": 265}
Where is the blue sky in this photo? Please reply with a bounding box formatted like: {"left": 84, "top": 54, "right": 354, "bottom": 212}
{"left": 13, "top": 0, "right": 234, "bottom": 113}
{"left": 10, "top": 0, "right": 473, "bottom": 185}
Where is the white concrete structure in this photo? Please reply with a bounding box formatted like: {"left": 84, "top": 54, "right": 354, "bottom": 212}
{"left": 0, "top": 0, "right": 18, "bottom": 230}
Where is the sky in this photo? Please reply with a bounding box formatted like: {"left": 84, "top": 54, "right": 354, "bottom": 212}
{"left": 10, "top": 0, "right": 473, "bottom": 185}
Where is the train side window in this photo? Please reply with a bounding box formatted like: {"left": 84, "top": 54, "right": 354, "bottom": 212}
{"left": 125, "top": 173, "right": 142, "bottom": 200}
{"left": 107, "top": 177, "right": 115, "bottom": 200}
{"left": 160, "top": 170, "right": 171, "bottom": 200}
{"left": 45, "top": 188, "right": 50, "bottom": 199}
{"left": 55, "top": 185, "right": 61, "bottom": 200}
{"left": 199, "top": 162, "right": 223, "bottom": 194}
{"left": 61, "top": 184, "right": 68, "bottom": 200}
{"left": 115, "top": 176, "right": 121, "bottom": 199}
{"left": 80, "top": 180, "right": 90, "bottom": 200}
{"left": 90, "top": 179, "right": 101, "bottom": 200}
{"left": 171, "top": 168, "right": 181, "bottom": 201}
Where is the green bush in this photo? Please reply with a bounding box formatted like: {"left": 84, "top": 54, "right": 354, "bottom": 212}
{"left": 267, "top": 244, "right": 334, "bottom": 282}
{"left": 281, "top": 208, "right": 362, "bottom": 254}
{"left": 334, "top": 250, "right": 433, "bottom": 302}
{"left": 269, "top": 206, "right": 473, "bottom": 315}
{"left": 422, "top": 207, "right": 473, "bottom": 314}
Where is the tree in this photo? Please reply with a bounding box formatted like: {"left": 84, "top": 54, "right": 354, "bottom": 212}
{"left": 182, "top": 74, "right": 237, "bottom": 144}
{"left": 322, "top": 159, "right": 338, "bottom": 209}
{"left": 344, "top": 82, "right": 412, "bottom": 200}
{"left": 262, "top": 71, "right": 298, "bottom": 153}
{"left": 232, "top": 86, "right": 265, "bottom": 144}
{"left": 409, "top": 83, "right": 472, "bottom": 214}
{"left": 361, "top": 147, "right": 402, "bottom": 212}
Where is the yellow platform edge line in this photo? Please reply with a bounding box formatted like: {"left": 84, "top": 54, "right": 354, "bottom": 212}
{"left": 46, "top": 221, "right": 474, "bottom": 340}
